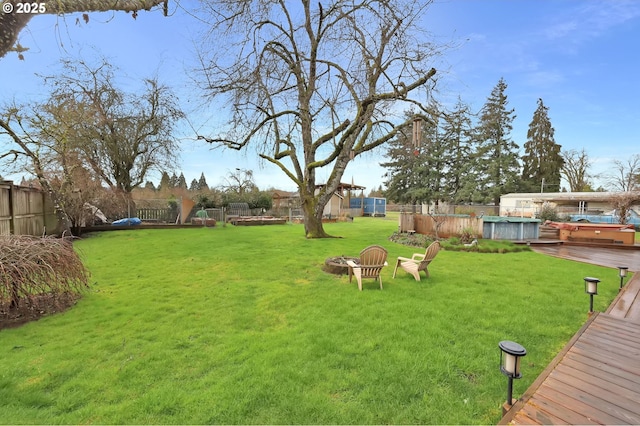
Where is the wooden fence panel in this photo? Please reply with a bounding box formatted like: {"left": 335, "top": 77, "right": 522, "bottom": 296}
{"left": 399, "top": 212, "right": 415, "bottom": 232}
{"left": 0, "top": 183, "right": 10, "bottom": 235}
{"left": 0, "top": 180, "right": 53, "bottom": 236}
{"left": 403, "top": 214, "right": 483, "bottom": 238}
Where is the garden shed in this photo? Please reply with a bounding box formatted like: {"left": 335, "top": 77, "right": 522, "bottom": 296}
{"left": 349, "top": 197, "right": 386, "bottom": 217}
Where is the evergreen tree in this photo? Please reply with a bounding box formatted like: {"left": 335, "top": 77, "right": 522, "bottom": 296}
{"left": 144, "top": 181, "right": 156, "bottom": 191}
{"left": 169, "top": 172, "right": 179, "bottom": 188}
{"left": 159, "top": 171, "right": 171, "bottom": 191}
{"left": 521, "top": 98, "right": 563, "bottom": 192}
{"left": 423, "top": 111, "right": 448, "bottom": 206}
{"left": 439, "top": 99, "right": 476, "bottom": 203}
{"left": 177, "top": 172, "right": 188, "bottom": 189}
{"left": 381, "top": 108, "right": 446, "bottom": 206}
{"left": 381, "top": 119, "right": 425, "bottom": 205}
{"left": 368, "top": 185, "right": 384, "bottom": 198}
{"left": 189, "top": 179, "right": 199, "bottom": 191}
{"left": 474, "top": 78, "right": 520, "bottom": 204}
{"left": 198, "top": 172, "right": 209, "bottom": 191}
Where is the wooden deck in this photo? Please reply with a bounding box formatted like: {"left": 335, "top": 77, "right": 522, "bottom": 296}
{"left": 531, "top": 244, "right": 640, "bottom": 272}
{"left": 607, "top": 272, "right": 640, "bottom": 323}
{"left": 500, "top": 254, "right": 640, "bottom": 425}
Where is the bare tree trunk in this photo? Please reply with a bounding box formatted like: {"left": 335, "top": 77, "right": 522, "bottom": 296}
{"left": 301, "top": 194, "right": 331, "bottom": 238}
{"left": 428, "top": 203, "right": 445, "bottom": 240}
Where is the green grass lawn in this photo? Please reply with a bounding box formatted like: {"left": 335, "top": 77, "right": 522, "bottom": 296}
{"left": 0, "top": 218, "right": 623, "bottom": 424}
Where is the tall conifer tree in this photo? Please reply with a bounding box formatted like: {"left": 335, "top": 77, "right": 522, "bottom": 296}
{"left": 159, "top": 171, "right": 171, "bottom": 191}
{"left": 439, "top": 99, "right": 475, "bottom": 203}
{"left": 474, "top": 78, "right": 520, "bottom": 204}
{"left": 381, "top": 120, "right": 429, "bottom": 206}
{"left": 177, "top": 173, "right": 188, "bottom": 190}
{"left": 381, "top": 109, "right": 446, "bottom": 207}
{"left": 197, "top": 172, "right": 209, "bottom": 191}
{"left": 521, "top": 98, "right": 563, "bottom": 192}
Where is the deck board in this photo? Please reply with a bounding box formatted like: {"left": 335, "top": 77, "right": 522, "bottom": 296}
{"left": 563, "top": 351, "right": 640, "bottom": 386}
{"left": 558, "top": 359, "right": 640, "bottom": 397}
{"left": 518, "top": 393, "right": 588, "bottom": 424}
{"left": 544, "top": 376, "right": 639, "bottom": 424}
{"left": 607, "top": 274, "right": 640, "bottom": 321}
{"left": 532, "top": 382, "right": 618, "bottom": 424}
{"left": 552, "top": 363, "right": 640, "bottom": 411}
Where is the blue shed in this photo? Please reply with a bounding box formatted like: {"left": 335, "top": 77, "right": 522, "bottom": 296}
{"left": 482, "top": 216, "right": 540, "bottom": 240}
{"left": 350, "top": 197, "right": 386, "bottom": 217}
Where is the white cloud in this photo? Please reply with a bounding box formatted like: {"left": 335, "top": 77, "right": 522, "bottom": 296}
{"left": 542, "top": 1, "right": 640, "bottom": 44}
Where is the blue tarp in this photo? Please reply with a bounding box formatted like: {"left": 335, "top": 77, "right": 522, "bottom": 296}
{"left": 111, "top": 217, "right": 142, "bottom": 226}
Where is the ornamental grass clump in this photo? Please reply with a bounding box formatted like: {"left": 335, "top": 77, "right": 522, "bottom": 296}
{"left": 0, "top": 235, "right": 89, "bottom": 325}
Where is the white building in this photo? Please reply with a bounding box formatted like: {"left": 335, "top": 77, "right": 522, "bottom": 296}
{"left": 499, "top": 192, "right": 640, "bottom": 218}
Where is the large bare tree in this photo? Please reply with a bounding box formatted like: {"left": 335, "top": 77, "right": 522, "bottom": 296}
{"left": 607, "top": 154, "right": 640, "bottom": 192}
{"left": 0, "top": 0, "right": 168, "bottom": 59}
{"left": 223, "top": 168, "right": 257, "bottom": 195}
{"left": 1, "top": 59, "right": 183, "bottom": 234}
{"left": 41, "top": 59, "right": 184, "bottom": 197}
{"left": 196, "top": 0, "right": 438, "bottom": 238}
{"left": 561, "top": 148, "right": 596, "bottom": 192}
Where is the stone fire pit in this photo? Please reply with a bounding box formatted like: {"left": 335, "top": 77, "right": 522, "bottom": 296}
{"left": 322, "top": 256, "right": 359, "bottom": 275}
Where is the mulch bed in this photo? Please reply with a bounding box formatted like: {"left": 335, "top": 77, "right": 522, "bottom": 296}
{"left": 0, "top": 293, "right": 81, "bottom": 330}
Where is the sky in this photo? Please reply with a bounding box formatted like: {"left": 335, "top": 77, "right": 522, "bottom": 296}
{"left": 1, "top": 0, "right": 639, "bottom": 193}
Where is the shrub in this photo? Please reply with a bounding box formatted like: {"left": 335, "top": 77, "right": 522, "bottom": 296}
{"left": 537, "top": 203, "right": 560, "bottom": 222}
{"left": 388, "top": 231, "right": 434, "bottom": 248}
{"left": 460, "top": 226, "right": 477, "bottom": 244}
{"left": 0, "top": 236, "right": 89, "bottom": 324}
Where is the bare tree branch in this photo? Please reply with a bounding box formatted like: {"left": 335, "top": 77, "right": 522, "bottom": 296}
{"left": 561, "top": 148, "right": 596, "bottom": 192}
{"left": 607, "top": 154, "right": 640, "bottom": 192}
{"left": 0, "top": 0, "right": 169, "bottom": 58}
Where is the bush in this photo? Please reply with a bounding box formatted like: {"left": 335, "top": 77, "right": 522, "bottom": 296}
{"left": 440, "top": 238, "right": 531, "bottom": 253}
{"left": 1, "top": 236, "right": 89, "bottom": 325}
{"left": 537, "top": 204, "right": 561, "bottom": 222}
{"left": 388, "top": 231, "right": 434, "bottom": 248}
{"left": 460, "top": 226, "right": 477, "bottom": 244}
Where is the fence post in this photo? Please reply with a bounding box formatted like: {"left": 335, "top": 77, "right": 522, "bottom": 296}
{"left": 8, "top": 181, "right": 15, "bottom": 235}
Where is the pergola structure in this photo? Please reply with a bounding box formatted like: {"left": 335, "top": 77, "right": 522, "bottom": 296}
{"left": 315, "top": 182, "right": 367, "bottom": 217}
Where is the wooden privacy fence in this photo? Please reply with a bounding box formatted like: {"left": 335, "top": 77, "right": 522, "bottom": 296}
{"left": 399, "top": 212, "right": 483, "bottom": 238}
{"left": 0, "top": 180, "right": 56, "bottom": 236}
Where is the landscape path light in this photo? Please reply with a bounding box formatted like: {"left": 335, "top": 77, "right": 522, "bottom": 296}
{"left": 499, "top": 340, "right": 527, "bottom": 413}
{"left": 618, "top": 266, "right": 629, "bottom": 291}
{"left": 584, "top": 277, "right": 600, "bottom": 314}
